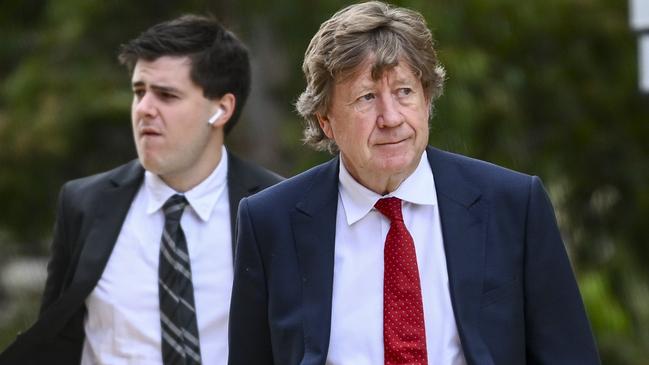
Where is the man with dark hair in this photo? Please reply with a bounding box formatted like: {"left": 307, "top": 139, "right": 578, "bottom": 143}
{"left": 228, "top": 2, "right": 599, "bottom": 364}
{"left": 0, "top": 14, "right": 281, "bottom": 365}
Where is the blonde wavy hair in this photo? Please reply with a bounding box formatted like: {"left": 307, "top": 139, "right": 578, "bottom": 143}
{"left": 295, "top": 1, "right": 446, "bottom": 153}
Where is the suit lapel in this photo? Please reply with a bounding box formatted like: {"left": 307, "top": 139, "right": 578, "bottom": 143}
{"left": 426, "top": 147, "right": 493, "bottom": 365}
{"left": 69, "top": 161, "right": 143, "bottom": 292}
{"left": 43, "top": 161, "right": 144, "bottom": 337}
{"left": 290, "top": 158, "right": 339, "bottom": 365}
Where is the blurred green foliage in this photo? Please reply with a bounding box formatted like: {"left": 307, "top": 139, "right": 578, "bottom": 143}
{"left": 1, "top": 0, "right": 647, "bottom": 363}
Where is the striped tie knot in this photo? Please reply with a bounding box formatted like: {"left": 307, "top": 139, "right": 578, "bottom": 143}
{"left": 163, "top": 194, "right": 188, "bottom": 223}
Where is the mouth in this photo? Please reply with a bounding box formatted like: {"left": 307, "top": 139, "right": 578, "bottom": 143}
{"left": 376, "top": 137, "right": 409, "bottom": 146}
{"left": 138, "top": 126, "right": 163, "bottom": 138}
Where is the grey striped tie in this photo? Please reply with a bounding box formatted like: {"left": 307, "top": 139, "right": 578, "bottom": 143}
{"left": 159, "top": 194, "right": 202, "bottom": 365}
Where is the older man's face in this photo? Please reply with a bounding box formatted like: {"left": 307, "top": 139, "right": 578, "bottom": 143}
{"left": 317, "top": 58, "right": 430, "bottom": 194}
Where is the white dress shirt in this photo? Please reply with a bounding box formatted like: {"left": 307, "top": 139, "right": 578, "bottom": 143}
{"left": 81, "top": 146, "right": 233, "bottom": 365}
{"left": 325, "top": 151, "right": 466, "bottom": 365}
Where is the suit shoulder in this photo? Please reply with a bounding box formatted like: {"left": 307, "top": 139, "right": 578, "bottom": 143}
{"left": 244, "top": 160, "right": 332, "bottom": 209}
{"left": 228, "top": 152, "right": 283, "bottom": 190}
{"left": 428, "top": 148, "right": 550, "bottom": 221}
{"left": 430, "top": 147, "right": 533, "bottom": 188}
{"left": 62, "top": 160, "right": 142, "bottom": 198}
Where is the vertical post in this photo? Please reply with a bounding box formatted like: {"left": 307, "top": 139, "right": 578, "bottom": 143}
{"left": 630, "top": 0, "right": 649, "bottom": 92}
{"left": 640, "top": 36, "right": 649, "bottom": 92}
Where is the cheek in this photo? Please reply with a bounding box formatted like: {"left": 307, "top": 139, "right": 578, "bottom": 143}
{"left": 131, "top": 98, "right": 140, "bottom": 117}
{"left": 329, "top": 109, "right": 377, "bottom": 148}
{"left": 339, "top": 124, "right": 372, "bottom": 149}
{"left": 408, "top": 108, "right": 429, "bottom": 132}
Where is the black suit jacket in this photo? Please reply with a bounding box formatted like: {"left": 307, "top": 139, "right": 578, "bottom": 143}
{"left": 0, "top": 152, "right": 282, "bottom": 365}
{"left": 228, "top": 146, "right": 600, "bottom": 365}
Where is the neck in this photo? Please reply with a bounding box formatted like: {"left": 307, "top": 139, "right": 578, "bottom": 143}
{"left": 161, "top": 136, "right": 224, "bottom": 193}
{"left": 365, "top": 174, "right": 408, "bottom": 195}
{"left": 341, "top": 156, "right": 414, "bottom": 195}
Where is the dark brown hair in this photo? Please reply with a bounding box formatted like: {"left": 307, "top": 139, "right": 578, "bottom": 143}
{"left": 118, "top": 14, "right": 250, "bottom": 134}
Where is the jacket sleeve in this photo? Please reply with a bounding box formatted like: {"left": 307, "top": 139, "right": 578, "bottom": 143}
{"left": 523, "top": 176, "right": 600, "bottom": 364}
{"left": 228, "top": 198, "right": 275, "bottom": 365}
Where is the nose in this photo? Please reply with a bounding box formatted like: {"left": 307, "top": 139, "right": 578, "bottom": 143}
{"left": 133, "top": 92, "right": 157, "bottom": 120}
{"left": 377, "top": 93, "right": 404, "bottom": 128}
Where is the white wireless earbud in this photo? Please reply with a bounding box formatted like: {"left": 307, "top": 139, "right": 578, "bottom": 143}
{"left": 207, "top": 107, "right": 225, "bottom": 125}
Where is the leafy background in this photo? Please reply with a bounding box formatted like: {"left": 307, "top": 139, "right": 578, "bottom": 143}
{"left": 1, "top": 0, "right": 647, "bottom": 363}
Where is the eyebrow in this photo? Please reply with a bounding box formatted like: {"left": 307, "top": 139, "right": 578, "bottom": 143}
{"left": 349, "top": 75, "right": 415, "bottom": 96}
{"left": 131, "top": 81, "right": 182, "bottom": 95}
{"left": 347, "top": 78, "right": 376, "bottom": 96}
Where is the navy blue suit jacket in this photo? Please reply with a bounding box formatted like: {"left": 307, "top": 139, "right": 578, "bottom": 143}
{"left": 228, "top": 146, "right": 599, "bottom": 365}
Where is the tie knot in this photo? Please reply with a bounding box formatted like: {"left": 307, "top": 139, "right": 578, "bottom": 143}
{"left": 163, "top": 194, "right": 188, "bottom": 222}
{"left": 374, "top": 197, "right": 404, "bottom": 223}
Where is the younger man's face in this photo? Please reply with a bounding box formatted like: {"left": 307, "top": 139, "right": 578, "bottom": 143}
{"left": 130, "top": 56, "right": 220, "bottom": 184}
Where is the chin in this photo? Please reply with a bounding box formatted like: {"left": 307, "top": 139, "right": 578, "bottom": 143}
{"left": 377, "top": 153, "right": 418, "bottom": 174}
{"left": 138, "top": 155, "right": 164, "bottom": 174}
{"left": 375, "top": 160, "right": 409, "bottom": 174}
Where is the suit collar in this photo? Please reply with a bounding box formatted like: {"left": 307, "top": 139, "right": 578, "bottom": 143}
{"left": 294, "top": 157, "right": 340, "bottom": 217}
{"left": 69, "top": 152, "right": 267, "bottom": 293}
{"left": 426, "top": 146, "right": 481, "bottom": 207}
{"left": 338, "top": 150, "right": 438, "bottom": 225}
{"left": 143, "top": 148, "right": 228, "bottom": 221}
{"left": 109, "top": 159, "right": 145, "bottom": 188}
{"left": 108, "top": 152, "right": 268, "bottom": 254}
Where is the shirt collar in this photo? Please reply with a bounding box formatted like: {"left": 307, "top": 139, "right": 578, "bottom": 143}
{"left": 338, "top": 150, "right": 437, "bottom": 226}
{"left": 145, "top": 146, "right": 229, "bottom": 222}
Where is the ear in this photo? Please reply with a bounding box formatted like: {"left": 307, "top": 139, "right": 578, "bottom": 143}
{"left": 208, "top": 93, "right": 236, "bottom": 129}
{"left": 316, "top": 112, "right": 334, "bottom": 140}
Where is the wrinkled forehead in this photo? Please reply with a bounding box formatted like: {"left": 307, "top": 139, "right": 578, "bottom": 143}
{"left": 336, "top": 53, "right": 421, "bottom": 86}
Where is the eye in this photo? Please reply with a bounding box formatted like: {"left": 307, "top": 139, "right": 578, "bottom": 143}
{"left": 359, "top": 93, "right": 375, "bottom": 102}
{"left": 159, "top": 91, "right": 177, "bottom": 101}
{"left": 397, "top": 88, "right": 413, "bottom": 97}
{"left": 133, "top": 89, "right": 145, "bottom": 100}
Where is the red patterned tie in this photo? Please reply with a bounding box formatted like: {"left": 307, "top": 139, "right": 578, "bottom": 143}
{"left": 375, "top": 197, "right": 427, "bottom": 365}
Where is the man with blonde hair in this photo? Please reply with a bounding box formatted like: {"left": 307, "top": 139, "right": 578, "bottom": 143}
{"left": 228, "top": 2, "right": 599, "bottom": 364}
